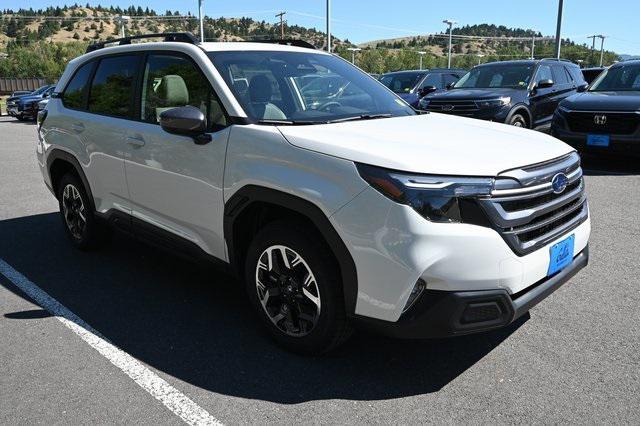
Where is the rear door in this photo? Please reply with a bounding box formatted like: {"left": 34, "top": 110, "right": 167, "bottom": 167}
{"left": 551, "top": 63, "right": 576, "bottom": 102}
{"left": 122, "top": 51, "right": 230, "bottom": 260}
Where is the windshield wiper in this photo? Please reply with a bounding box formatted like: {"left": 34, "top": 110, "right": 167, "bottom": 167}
{"left": 257, "top": 119, "right": 321, "bottom": 125}
{"left": 325, "top": 113, "right": 393, "bottom": 124}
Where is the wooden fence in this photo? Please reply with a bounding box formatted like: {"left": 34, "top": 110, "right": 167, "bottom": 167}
{"left": 0, "top": 78, "right": 48, "bottom": 95}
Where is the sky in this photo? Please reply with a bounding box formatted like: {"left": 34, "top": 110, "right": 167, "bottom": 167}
{"left": 21, "top": 0, "right": 640, "bottom": 55}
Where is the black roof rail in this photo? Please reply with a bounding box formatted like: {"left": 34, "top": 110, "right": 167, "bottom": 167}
{"left": 86, "top": 32, "right": 198, "bottom": 53}
{"left": 539, "top": 57, "right": 575, "bottom": 63}
{"left": 244, "top": 38, "right": 316, "bottom": 50}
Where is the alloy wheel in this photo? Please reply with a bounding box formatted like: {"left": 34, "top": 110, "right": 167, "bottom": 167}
{"left": 255, "top": 245, "right": 321, "bottom": 337}
{"left": 62, "top": 184, "right": 86, "bottom": 240}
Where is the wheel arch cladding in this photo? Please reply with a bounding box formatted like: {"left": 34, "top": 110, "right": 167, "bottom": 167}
{"left": 508, "top": 105, "right": 532, "bottom": 127}
{"left": 224, "top": 185, "right": 358, "bottom": 315}
{"left": 47, "top": 149, "right": 96, "bottom": 211}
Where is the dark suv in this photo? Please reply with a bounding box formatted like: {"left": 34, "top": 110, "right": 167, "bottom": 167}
{"left": 6, "top": 85, "right": 55, "bottom": 121}
{"left": 551, "top": 60, "right": 640, "bottom": 156}
{"left": 420, "top": 59, "right": 587, "bottom": 130}
{"left": 378, "top": 69, "right": 465, "bottom": 107}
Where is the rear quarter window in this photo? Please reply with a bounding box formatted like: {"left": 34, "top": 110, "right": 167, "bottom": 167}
{"left": 62, "top": 61, "right": 95, "bottom": 110}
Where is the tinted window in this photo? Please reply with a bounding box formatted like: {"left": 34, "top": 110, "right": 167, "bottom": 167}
{"left": 551, "top": 65, "right": 570, "bottom": 85}
{"left": 590, "top": 64, "right": 640, "bottom": 91}
{"left": 379, "top": 72, "right": 424, "bottom": 93}
{"left": 420, "top": 73, "right": 442, "bottom": 89}
{"left": 141, "top": 54, "right": 226, "bottom": 128}
{"left": 443, "top": 73, "right": 460, "bottom": 86}
{"left": 63, "top": 62, "right": 94, "bottom": 109}
{"left": 455, "top": 64, "right": 533, "bottom": 89}
{"left": 535, "top": 65, "right": 553, "bottom": 83}
{"left": 88, "top": 55, "right": 140, "bottom": 118}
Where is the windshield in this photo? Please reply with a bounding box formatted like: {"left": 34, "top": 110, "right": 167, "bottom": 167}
{"left": 379, "top": 72, "right": 424, "bottom": 93}
{"left": 208, "top": 51, "right": 415, "bottom": 124}
{"left": 454, "top": 64, "right": 534, "bottom": 89}
{"left": 31, "top": 85, "right": 51, "bottom": 96}
{"left": 589, "top": 64, "right": 640, "bottom": 91}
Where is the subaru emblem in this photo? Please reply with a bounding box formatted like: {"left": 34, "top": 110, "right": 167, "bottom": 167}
{"left": 551, "top": 173, "right": 569, "bottom": 194}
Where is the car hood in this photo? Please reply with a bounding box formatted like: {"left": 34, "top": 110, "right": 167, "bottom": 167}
{"left": 561, "top": 91, "right": 640, "bottom": 111}
{"left": 427, "top": 88, "right": 520, "bottom": 101}
{"left": 16, "top": 95, "right": 44, "bottom": 103}
{"left": 277, "top": 114, "right": 573, "bottom": 176}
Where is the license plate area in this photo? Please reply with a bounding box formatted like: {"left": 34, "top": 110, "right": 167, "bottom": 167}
{"left": 587, "top": 134, "right": 609, "bottom": 147}
{"left": 547, "top": 234, "right": 575, "bottom": 277}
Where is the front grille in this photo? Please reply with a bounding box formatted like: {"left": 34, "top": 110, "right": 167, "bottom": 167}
{"left": 426, "top": 99, "right": 479, "bottom": 115}
{"left": 477, "top": 152, "right": 588, "bottom": 256}
{"left": 567, "top": 111, "right": 640, "bottom": 135}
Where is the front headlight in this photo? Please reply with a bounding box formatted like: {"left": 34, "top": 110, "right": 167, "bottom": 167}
{"left": 356, "top": 163, "right": 494, "bottom": 223}
{"left": 476, "top": 97, "right": 511, "bottom": 109}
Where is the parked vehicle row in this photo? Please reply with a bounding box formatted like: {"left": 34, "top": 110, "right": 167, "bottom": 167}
{"left": 37, "top": 34, "right": 589, "bottom": 354}
{"left": 6, "top": 84, "right": 55, "bottom": 121}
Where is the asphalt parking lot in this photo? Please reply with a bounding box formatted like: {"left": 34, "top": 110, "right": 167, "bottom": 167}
{"left": 0, "top": 116, "right": 639, "bottom": 424}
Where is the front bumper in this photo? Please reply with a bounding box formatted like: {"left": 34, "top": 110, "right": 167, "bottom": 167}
{"left": 357, "top": 246, "right": 588, "bottom": 338}
{"left": 551, "top": 124, "right": 640, "bottom": 156}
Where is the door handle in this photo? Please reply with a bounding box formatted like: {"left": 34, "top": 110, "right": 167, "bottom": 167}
{"left": 71, "top": 122, "right": 84, "bottom": 132}
{"left": 125, "top": 136, "right": 145, "bottom": 147}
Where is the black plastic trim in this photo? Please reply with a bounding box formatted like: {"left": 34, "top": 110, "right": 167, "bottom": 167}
{"left": 46, "top": 149, "right": 96, "bottom": 211}
{"left": 224, "top": 185, "right": 358, "bottom": 315}
{"left": 356, "top": 245, "right": 589, "bottom": 339}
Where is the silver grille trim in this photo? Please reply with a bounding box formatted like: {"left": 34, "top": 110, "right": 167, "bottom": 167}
{"left": 479, "top": 152, "right": 588, "bottom": 256}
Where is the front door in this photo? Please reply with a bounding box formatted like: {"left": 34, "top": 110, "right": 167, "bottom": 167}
{"left": 123, "top": 52, "right": 231, "bottom": 260}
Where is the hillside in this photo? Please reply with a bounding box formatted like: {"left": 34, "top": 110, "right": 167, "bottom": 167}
{"left": 0, "top": 6, "right": 622, "bottom": 79}
{"left": 0, "top": 5, "right": 344, "bottom": 48}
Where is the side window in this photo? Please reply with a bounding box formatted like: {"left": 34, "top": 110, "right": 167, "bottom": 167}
{"left": 443, "top": 74, "right": 459, "bottom": 87}
{"left": 62, "top": 61, "right": 94, "bottom": 110}
{"left": 552, "top": 65, "right": 570, "bottom": 85}
{"left": 141, "top": 54, "right": 227, "bottom": 128}
{"left": 88, "top": 55, "right": 140, "bottom": 118}
{"left": 420, "top": 73, "right": 442, "bottom": 89}
{"left": 536, "top": 65, "right": 553, "bottom": 83}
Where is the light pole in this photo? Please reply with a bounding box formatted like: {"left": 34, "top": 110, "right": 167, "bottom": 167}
{"left": 116, "top": 15, "right": 130, "bottom": 38}
{"left": 598, "top": 35, "right": 607, "bottom": 67}
{"left": 476, "top": 53, "right": 485, "bottom": 65}
{"left": 326, "top": 0, "right": 331, "bottom": 52}
{"left": 418, "top": 51, "right": 426, "bottom": 69}
{"left": 531, "top": 35, "right": 535, "bottom": 59}
{"left": 443, "top": 19, "right": 457, "bottom": 69}
{"left": 347, "top": 47, "right": 361, "bottom": 64}
{"left": 198, "top": 0, "right": 204, "bottom": 42}
{"left": 587, "top": 35, "right": 597, "bottom": 66}
{"left": 554, "top": 0, "right": 564, "bottom": 59}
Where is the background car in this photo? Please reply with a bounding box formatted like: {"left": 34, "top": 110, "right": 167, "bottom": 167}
{"left": 581, "top": 67, "right": 606, "bottom": 84}
{"left": 552, "top": 59, "right": 640, "bottom": 156}
{"left": 420, "top": 59, "right": 588, "bottom": 129}
{"left": 6, "top": 84, "right": 55, "bottom": 121}
{"left": 378, "top": 69, "right": 465, "bottom": 107}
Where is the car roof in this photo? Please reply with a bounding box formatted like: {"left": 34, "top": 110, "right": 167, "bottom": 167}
{"left": 382, "top": 68, "right": 465, "bottom": 76}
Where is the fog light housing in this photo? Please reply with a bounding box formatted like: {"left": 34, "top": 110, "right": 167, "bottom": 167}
{"left": 460, "top": 301, "right": 502, "bottom": 324}
{"left": 402, "top": 279, "right": 426, "bottom": 313}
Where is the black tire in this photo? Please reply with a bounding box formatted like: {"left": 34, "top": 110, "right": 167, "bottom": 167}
{"left": 56, "top": 172, "right": 109, "bottom": 250}
{"left": 16, "top": 115, "right": 26, "bottom": 121}
{"left": 244, "top": 221, "right": 352, "bottom": 355}
{"left": 508, "top": 113, "right": 528, "bottom": 128}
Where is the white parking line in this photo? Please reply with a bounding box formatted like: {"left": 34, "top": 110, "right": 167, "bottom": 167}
{"left": 0, "top": 258, "right": 223, "bottom": 426}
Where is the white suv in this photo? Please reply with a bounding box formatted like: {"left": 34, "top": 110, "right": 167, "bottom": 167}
{"left": 37, "top": 34, "right": 590, "bottom": 354}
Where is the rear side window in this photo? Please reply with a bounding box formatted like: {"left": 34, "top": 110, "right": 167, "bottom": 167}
{"left": 568, "top": 66, "right": 586, "bottom": 85}
{"left": 63, "top": 62, "right": 94, "bottom": 110}
{"left": 443, "top": 73, "right": 460, "bottom": 86}
{"left": 88, "top": 55, "right": 141, "bottom": 118}
{"left": 551, "top": 64, "right": 570, "bottom": 85}
{"left": 419, "top": 73, "right": 442, "bottom": 89}
{"left": 535, "top": 65, "right": 553, "bottom": 83}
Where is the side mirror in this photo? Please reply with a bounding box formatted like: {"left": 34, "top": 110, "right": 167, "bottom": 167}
{"left": 446, "top": 82, "right": 455, "bottom": 90}
{"left": 577, "top": 83, "right": 589, "bottom": 92}
{"left": 418, "top": 85, "right": 437, "bottom": 97}
{"left": 159, "top": 106, "right": 211, "bottom": 145}
{"left": 537, "top": 79, "right": 554, "bottom": 89}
